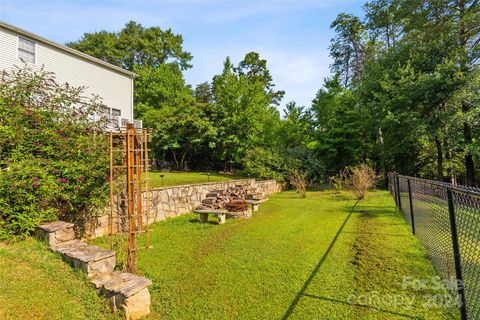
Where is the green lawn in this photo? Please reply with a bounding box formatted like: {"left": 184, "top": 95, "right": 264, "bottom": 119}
{"left": 95, "top": 190, "right": 458, "bottom": 319}
{"left": 148, "top": 171, "right": 239, "bottom": 188}
{"left": 0, "top": 239, "right": 119, "bottom": 320}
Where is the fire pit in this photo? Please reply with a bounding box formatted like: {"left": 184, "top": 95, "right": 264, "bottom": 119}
{"left": 195, "top": 185, "right": 261, "bottom": 220}
{"left": 226, "top": 209, "right": 252, "bottom": 219}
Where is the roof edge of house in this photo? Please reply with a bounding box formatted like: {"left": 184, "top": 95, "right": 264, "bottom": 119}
{"left": 0, "top": 21, "right": 137, "bottom": 78}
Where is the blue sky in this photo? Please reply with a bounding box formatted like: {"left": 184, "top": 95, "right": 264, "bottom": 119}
{"left": 0, "top": 0, "right": 364, "bottom": 111}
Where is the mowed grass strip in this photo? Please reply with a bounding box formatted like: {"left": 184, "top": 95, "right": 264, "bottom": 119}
{"left": 95, "top": 190, "right": 458, "bottom": 319}
{"left": 148, "top": 171, "right": 238, "bottom": 188}
{"left": 0, "top": 239, "right": 119, "bottom": 320}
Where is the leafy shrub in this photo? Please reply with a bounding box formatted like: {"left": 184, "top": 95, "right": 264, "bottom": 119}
{"left": 349, "top": 163, "right": 379, "bottom": 200}
{"left": 346, "top": 162, "right": 379, "bottom": 200}
{"left": 242, "top": 147, "right": 286, "bottom": 181}
{"left": 329, "top": 169, "right": 348, "bottom": 192}
{"left": 0, "top": 67, "right": 109, "bottom": 239}
{"left": 283, "top": 145, "right": 325, "bottom": 184}
{"left": 329, "top": 163, "right": 379, "bottom": 200}
{"left": 289, "top": 169, "right": 307, "bottom": 198}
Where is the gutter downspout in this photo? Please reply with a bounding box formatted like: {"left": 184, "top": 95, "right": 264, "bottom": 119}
{"left": 131, "top": 75, "right": 135, "bottom": 122}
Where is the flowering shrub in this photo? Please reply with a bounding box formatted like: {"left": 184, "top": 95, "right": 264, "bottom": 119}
{"left": 0, "top": 67, "right": 109, "bottom": 239}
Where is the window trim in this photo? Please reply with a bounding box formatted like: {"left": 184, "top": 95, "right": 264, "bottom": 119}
{"left": 100, "top": 106, "right": 111, "bottom": 115}
{"left": 112, "top": 108, "right": 121, "bottom": 117}
{"left": 17, "top": 36, "right": 36, "bottom": 64}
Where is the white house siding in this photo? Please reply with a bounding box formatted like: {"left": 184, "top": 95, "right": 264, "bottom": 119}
{"left": 0, "top": 27, "right": 134, "bottom": 122}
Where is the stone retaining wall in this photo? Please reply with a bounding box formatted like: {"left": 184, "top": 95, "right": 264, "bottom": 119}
{"left": 87, "top": 179, "right": 282, "bottom": 238}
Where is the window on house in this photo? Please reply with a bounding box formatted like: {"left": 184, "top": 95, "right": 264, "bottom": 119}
{"left": 18, "top": 37, "right": 36, "bottom": 63}
{"left": 112, "top": 108, "right": 121, "bottom": 116}
{"left": 100, "top": 106, "right": 111, "bottom": 115}
{"left": 109, "top": 117, "right": 119, "bottom": 128}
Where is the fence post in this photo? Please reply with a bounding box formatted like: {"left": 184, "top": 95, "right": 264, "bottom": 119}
{"left": 447, "top": 188, "right": 468, "bottom": 320}
{"left": 393, "top": 173, "right": 398, "bottom": 206}
{"left": 407, "top": 179, "right": 415, "bottom": 234}
{"left": 395, "top": 174, "right": 402, "bottom": 211}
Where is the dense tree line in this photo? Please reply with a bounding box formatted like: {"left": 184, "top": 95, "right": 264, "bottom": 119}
{"left": 321, "top": 0, "right": 479, "bottom": 186}
{"left": 69, "top": 0, "right": 480, "bottom": 186}
{"left": 68, "top": 22, "right": 320, "bottom": 183}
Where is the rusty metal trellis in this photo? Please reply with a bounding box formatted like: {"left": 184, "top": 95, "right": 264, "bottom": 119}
{"left": 108, "top": 123, "right": 152, "bottom": 273}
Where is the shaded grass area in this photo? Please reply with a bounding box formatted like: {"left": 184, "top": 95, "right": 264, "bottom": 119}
{"left": 0, "top": 239, "right": 119, "bottom": 320}
{"left": 148, "top": 171, "right": 239, "bottom": 188}
{"left": 96, "top": 190, "right": 458, "bottom": 319}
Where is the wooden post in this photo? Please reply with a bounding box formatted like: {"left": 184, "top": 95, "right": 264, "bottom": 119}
{"left": 126, "top": 124, "right": 136, "bottom": 273}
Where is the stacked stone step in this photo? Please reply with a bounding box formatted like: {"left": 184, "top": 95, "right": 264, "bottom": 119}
{"left": 91, "top": 272, "right": 152, "bottom": 320}
{"left": 52, "top": 239, "right": 116, "bottom": 277}
{"left": 36, "top": 221, "right": 152, "bottom": 320}
{"left": 35, "top": 220, "right": 76, "bottom": 246}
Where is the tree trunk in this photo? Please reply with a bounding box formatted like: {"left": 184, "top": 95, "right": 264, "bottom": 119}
{"left": 464, "top": 122, "right": 476, "bottom": 186}
{"left": 435, "top": 137, "right": 444, "bottom": 182}
{"left": 345, "top": 52, "right": 350, "bottom": 87}
{"left": 457, "top": 0, "right": 476, "bottom": 186}
{"left": 179, "top": 152, "right": 187, "bottom": 171}
{"left": 171, "top": 150, "right": 179, "bottom": 171}
{"left": 443, "top": 135, "right": 455, "bottom": 184}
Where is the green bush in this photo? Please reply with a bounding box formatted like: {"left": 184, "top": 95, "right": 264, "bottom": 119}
{"left": 242, "top": 147, "right": 286, "bottom": 181}
{"left": 283, "top": 145, "right": 325, "bottom": 183}
{"left": 0, "top": 67, "right": 109, "bottom": 240}
{"left": 242, "top": 146, "right": 325, "bottom": 186}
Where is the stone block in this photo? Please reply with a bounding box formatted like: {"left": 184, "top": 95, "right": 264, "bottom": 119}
{"left": 226, "top": 209, "right": 252, "bottom": 219}
{"left": 92, "top": 271, "right": 152, "bottom": 320}
{"left": 52, "top": 240, "right": 115, "bottom": 278}
{"left": 36, "top": 221, "right": 76, "bottom": 247}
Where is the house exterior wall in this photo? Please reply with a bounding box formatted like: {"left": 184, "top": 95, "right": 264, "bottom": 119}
{"left": 0, "top": 26, "right": 134, "bottom": 122}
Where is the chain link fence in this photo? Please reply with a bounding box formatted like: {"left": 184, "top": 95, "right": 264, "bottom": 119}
{"left": 388, "top": 173, "right": 480, "bottom": 320}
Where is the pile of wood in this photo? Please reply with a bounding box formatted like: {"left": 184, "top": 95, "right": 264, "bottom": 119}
{"left": 225, "top": 199, "right": 248, "bottom": 212}
{"left": 197, "top": 186, "right": 248, "bottom": 211}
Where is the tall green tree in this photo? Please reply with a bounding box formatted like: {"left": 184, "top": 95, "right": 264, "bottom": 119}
{"left": 321, "top": 0, "right": 480, "bottom": 186}
{"left": 330, "top": 13, "right": 370, "bottom": 87}
{"left": 152, "top": 105, "right": 217, "bottom": 170}
{"left": 67, "top": 21, "right": 192, "bottom": 71}
{"left": 69, "top": 21, "right": 198, "bottom": 166}
{"left": 133, "top": 63, "right": 195, "bottom": 117}
{"left": 194, "top": 82, "right": 213, "bottom": 105}
{"left": 364, "top": 0, "right": 403, "bottom": 49}
{"left": 312, "top": 77, "right": 371, "bottom": 172}
{"left": 211, "top": 53, "right": 284, "bottom": 170}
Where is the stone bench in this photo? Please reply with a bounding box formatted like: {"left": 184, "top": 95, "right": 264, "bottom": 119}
{"left": 194, "top": 209, "right": 228, "bottom": 224}
{"left": 246, "top": 198, "right": 268, "bottom": 211}
{"left": 91, "top": 271, "right": 152, "bottom": 320}
{"left": 51, "top": 239, "right": 116, "bottom": 278}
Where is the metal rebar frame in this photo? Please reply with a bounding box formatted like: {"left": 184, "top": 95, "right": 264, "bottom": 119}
{"left": 107, "top": 124, "right": 151, "bottom": 274}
